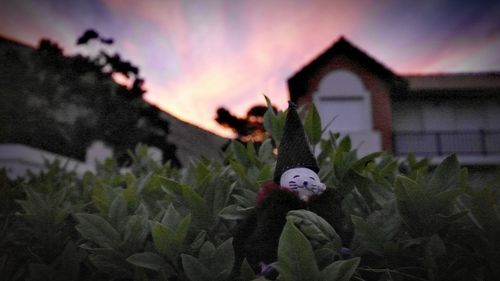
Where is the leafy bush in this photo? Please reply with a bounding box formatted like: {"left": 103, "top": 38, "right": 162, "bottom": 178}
{"left": 1, "top": 103, "right": 499, "bottom": 281}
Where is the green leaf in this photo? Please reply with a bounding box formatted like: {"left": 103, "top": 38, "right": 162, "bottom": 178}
{"left": 462, "top": 187, "right": 500, "bottom": 241}
{"left": 75, "top": 213, "right": 120, "bottom": 248}
{"left": 351, "top": 215, "right": 385, "bottom": 256}
{"left": 233, "top": 189, "right": 257, "bottom": 207}
{"left": 87, "top": 250, "right": 131, "bottom": 277}
{"left": 246, "top": 142, "right": 258, "bottom": 166}
{"left": 263, "top": 96, "right": 285, "bottom": 145}
{"left": 353, "top": 152, "right": 383, "bottom": 172}
{"left": 337, "top": 136, "right": 351, "bottom": 153}
{"left": 213, "top": 238, "right": 235, "bottom": 280}
{"left": 231, "top": 141, "right": 251, "bottom": 167}
{"left": 304, "top": 103, "right": 322, "bottom": 146}
{"left": 424, "top": 235, "right": 446, "bottom": 279}
{"left": 176, "top": 214, "right": 191, "bottom": 242}
{"left": 209, "top": 177, "right": 235, "bottom": 217}
{"left": 152, "top": 222, "right": 184, "bottom": 261}
{"left": 319, "top": 258, "right": 360, "bottom": 281}
{"left": 108, "top": 193, "right": 127, "bottom": 230}
{"left": 394, "top": 176, "right": 431, "bottom": 235}
{"left": 428, "top": 154, "right": 459, "bottom": 193}
{"left": 18, "top": 187, "right": 46, "bottom": 214}
{"left": 60, "top": 241, "right": 79, "bottom": 281}
{"left": 426, "top": 235, "right": 446, "bottom": 258}
{"left": 263, "top": 95, "right": 277, "bottom": 136}
{"left": 286, "top": 210, "right": 341, "bottom": 249}
{"left": 240, "top": 259, "right": 257, "bottom": 280}
{"left": 378, "top": 159, "right": 399, "bottom": 178}
{"left": 134, "top": 202, "right": 149, "bottom": 217}
{"left": 258, "top": 138, "right": 274, "bottom": 164}
{"left": 219, "top": 205, "right": 254, "bottom": 220}
{"left": 190, "top": 231, "right": 207, "bottom": 252}
{"left": 194, "top": 162, "right": 212, "bottom": 191}
{"left": 80, "top": 244, "right": 127, "bottom": 261}
{"left": 277, "top": 220, "right": 320, "bottom": 281}
{"left": 123, "top": 178, "right": 139, "bottom": 207}
{"left": 181, "top": 254, "right": 212, "bottom": 281}
{"left": 433, "top": 188, "right": 464, "bottom": 211}
{"left": 122, "top": 215, "right": 149, "bottom": 252}
{"left": 182, "top": 184, "right": 208, "bottom": 212}
{"left": 274, "top": 110, "right": 287, "bottom": 145}
{"left": 161, "top": 204, "right": 182, "bottom": 231}
{"left": 152, "top": 223, "right": 173, "bottom": 255}
{"left": 263, "top": 108, "right": 277, "bottom": 140}
{"left": 230, "top": 159, "right": 247, "bottom": 180}
{"left": 176, "top": 183, "right": 210, "bottom": 231}
{"left": 198, "top": 241, "right": 216, "bottom": 266}
{"left": 126, "top": 252, "right": 167, "bottom": 272}
{"left": 158, "top": 176, "right": 184, "bottom": 194}
{"left": 256, "top": 164, "right": 273, "bottom": 184}
{"left": 264, "top": 95, "right": 273, "bottom": 109}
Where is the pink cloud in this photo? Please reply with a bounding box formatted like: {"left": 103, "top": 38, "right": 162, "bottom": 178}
{"left": 139, "top": 0, "right": 376, "bottom": 135}
{"left": 85, "top": 1, "right": 385, "bottom": 137}
{"left": 5, "top": 0, "right": 498, "bottom": 138}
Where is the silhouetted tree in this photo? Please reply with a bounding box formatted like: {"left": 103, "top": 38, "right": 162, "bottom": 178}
{"left": 0, "top": 30, "right": 180, "bottom": 166}
{"left": 216, "top": 104, "right": 277, "bottom": 143}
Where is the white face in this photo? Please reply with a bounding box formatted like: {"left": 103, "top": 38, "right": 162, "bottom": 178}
{"left": 280, "top": 167, "right": 326, "bottom": 201}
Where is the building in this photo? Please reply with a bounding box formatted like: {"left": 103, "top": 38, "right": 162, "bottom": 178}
{"left": 288, "top": 37, "right": 500, "bottom": 168}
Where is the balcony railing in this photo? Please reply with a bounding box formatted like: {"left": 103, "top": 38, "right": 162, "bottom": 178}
{"left": 393, "top": 130, "right": 500, "bottom": 156}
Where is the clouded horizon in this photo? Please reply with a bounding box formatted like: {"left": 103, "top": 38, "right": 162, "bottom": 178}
{"left": 2, "top": 0, "right": 500, "bottom": 137}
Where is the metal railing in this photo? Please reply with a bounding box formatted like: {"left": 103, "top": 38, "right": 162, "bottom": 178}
{"left": 393, "top": 130, "right": 500, "bottom": 156}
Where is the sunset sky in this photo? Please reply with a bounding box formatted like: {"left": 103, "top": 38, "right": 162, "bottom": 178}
{"left": 1, "top": 0, "right": 500, "bottom": 137}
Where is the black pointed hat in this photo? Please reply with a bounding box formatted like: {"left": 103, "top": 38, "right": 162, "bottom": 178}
{"left": 273, "top": 102, "right": 319, "bottom": 183}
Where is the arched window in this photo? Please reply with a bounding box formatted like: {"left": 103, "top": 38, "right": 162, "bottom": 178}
{"left": 313, "top": 70, "right": 372, "bottom": 132}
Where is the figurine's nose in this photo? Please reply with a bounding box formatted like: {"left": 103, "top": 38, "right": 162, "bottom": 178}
{"left": 303, "top": 181, "right": 308, "bottom": 186}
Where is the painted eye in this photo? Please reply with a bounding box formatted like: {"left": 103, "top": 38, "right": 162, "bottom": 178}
{"left": 309, "top": 177, "right": 315, "bottom": 180}
{"left": 293, "top": 175, "right": 300, "bottom": 178}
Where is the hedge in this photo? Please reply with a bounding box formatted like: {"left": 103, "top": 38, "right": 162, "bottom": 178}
{"left": 1, "top": 103, "right": 499, "bottom": 281}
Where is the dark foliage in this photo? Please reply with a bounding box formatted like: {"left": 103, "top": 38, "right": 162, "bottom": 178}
{"left": 0, "top": 30, "right": 179, "bottom": 166}
{"left": 216, "top": 104, "right": 276, "bottom": 143}
{"left": 76, "top": 29, "right": 114, "bottom": 46}
{"left": 1, "top": 102, "right": 500, "bottom": 280}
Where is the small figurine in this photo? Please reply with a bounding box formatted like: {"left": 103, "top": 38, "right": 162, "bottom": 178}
{"left": 233, "top": 102, "right": 348, "bottom": 277}
{"left": 278, "top": 167, "right": 326, "bottom": 202}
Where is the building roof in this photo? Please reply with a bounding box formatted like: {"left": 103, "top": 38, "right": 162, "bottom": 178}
{"left": 0, "top": 35, "right": 32, "bottom": 48}
{"left": 287, "top": 37, "right": 405, "bottom": 101}
{"left": 161, "top": 111, "right": 227, "bottom": 165}
{"left": 404, "top": 72, "right": 500, "bottom": 90}
{"left": 291, "top": 37, "right": 399, "bottom": 81}
{"left": 287, "top": 36, "right": 500, "bottom": 101}
{"left": 397, "top": 72, "right": 500, "bottom": 99}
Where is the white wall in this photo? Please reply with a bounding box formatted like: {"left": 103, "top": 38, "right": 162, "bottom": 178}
{"left": 0, "top": 144, "right": 95, "bottom": 179}
{"left": 392, "top": 102, "right": 423, "bottom": 131}
{"left": 0, "top": 142, "right": 165, "bottom": 179}
{"left": 340, "top": 131, "right": 382, "bottom": 157}
{"left": 392, "top": 100, "right": 494, "bottom": 131}
{"left": 486, "top": 102, "right": 500, "bottom": 130}
{"left": 392, "top": 99, "right": 500, "bottom": 164}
